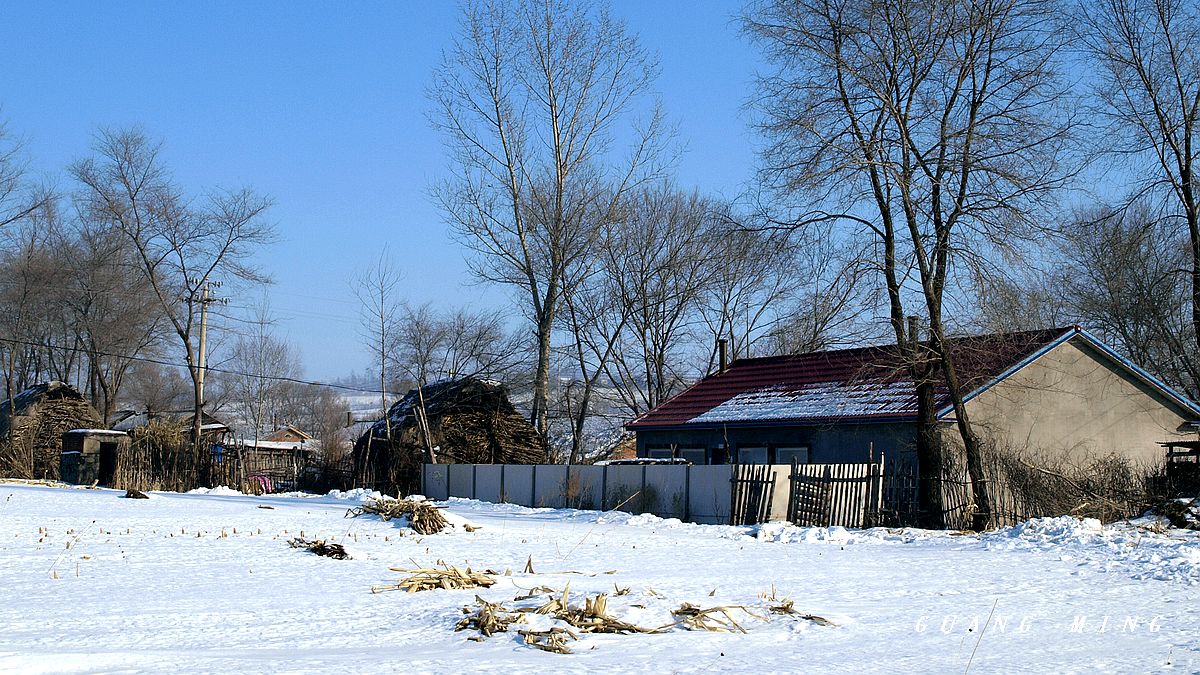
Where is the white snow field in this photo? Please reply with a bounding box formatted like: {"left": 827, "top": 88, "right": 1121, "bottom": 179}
{"left": 0, "top": 483, "right": 1197, "bottom": 673}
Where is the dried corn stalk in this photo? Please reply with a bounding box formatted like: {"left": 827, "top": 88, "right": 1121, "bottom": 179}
{"left": 520, "top": 627, "right": 578, "bottom": 654}
{"left": 665, "top": 603, "right": 765, "bottom": 633}
{"left": 372, "top": 563, "right": 495, "bottom": 593}
{"left": 766, "top": 599, "right": 835, "bottom": 626}
{"left": 348, "top": 498, "right": 449, "bottom": 534}
{"left": 288, "top": 538, "right": 350, "bottom": 560}
{"left": 456, "top": 595, "right": 527, "bottom": 636}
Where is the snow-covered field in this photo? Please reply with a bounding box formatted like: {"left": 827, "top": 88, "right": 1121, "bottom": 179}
{"left": 1, "top": 483, "right": 1197, "bottom": 673}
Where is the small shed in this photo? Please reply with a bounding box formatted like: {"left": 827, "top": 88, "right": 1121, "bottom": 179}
{"left": 354, "top": 377, "right": 547, "bottom": 495}
{"left": 0, "top": 382, "right": 103, "bottom": 480}
{"left": 60, "top": 429, "right": 131, "bottom": 486}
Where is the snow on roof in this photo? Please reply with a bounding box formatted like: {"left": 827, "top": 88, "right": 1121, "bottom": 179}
{"left": 628, "top": 327, "right": 1077, "bottom": 429}
{"left": 234, "top": 438, "right": 311, "bottom": 452}
{"left": 65, "top": 429, "right": 128, "bottom": 436}
{"left": 689, "top": 380, "right": 916, "bottom": 424}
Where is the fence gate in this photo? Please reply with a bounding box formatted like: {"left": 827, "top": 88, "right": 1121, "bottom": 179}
{"left": 787, "top": 461, "right": 883, "bottom": 528}
{"left": 730, "top": 464, "right": 776, "bottom": 525}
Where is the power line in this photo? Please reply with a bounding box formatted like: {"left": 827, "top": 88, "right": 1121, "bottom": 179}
{"left": 0, "top": 334, "right": 638, "bottom": 422}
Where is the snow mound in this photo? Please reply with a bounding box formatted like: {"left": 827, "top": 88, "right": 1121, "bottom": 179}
{"left": 186, "top": 486, "right": 243, "bottom": 496}
{"left": 325, "top": 488, "right": 385, "bottom": 503}
{"left": 989, "top": 516, "right": 1105, "bottom": 546}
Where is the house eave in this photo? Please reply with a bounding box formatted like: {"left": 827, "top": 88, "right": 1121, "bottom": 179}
{"left": 627, "top": 414, "right": 920, "bottom": 433}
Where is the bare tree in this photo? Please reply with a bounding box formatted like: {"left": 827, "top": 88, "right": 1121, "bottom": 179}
{"left": 71, "top": 127, "right": 276, "bottom": 450}
{"left": 64, "top": 223, "right": 166, "bottom": 424}
{"left": 603, "top": 186, "right": 712, "bottom": 416}
{"left": 122, "top": 362, "right": 192, "bottom": 415}
{"left": 746, "top": 0, "right": 1075, "bottom": 529}
{"left": 223, "top": 301, "right": 301, "bottom": 446}
{"left": 1078, "top": 0, "right": 1200, "bottom": 360}
{"left": 393, "top": 302, "right": 525, "bottom": 387}
{"left": 431, "top": 0, "right": 669, "bottom": 440}
{"left": 0, "top": 120, "right": 49, "bottom": 230}
{"left": 352, "top": 253, "right": 403, "bottom": 419}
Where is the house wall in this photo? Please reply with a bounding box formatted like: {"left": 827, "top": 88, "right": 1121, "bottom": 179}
{"left": 634, "top": 422, "right": 916, "bottom": 466}
{"left": 962, "top": 337, "right": 1193, "bottom": 466}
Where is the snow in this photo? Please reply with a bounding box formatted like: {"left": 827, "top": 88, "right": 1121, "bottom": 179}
{"left": 0, "top": 483, "right": 1197, "bottom": 672}
{"left": 688, "top": 380, "right": 916, "bottom": 423}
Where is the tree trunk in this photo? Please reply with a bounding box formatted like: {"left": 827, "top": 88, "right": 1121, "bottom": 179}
{"left": 913, "top": 377, "right": 944, "bottom": 529}
{"left": 530, "top": 311, "right": 554, "bottom": 440}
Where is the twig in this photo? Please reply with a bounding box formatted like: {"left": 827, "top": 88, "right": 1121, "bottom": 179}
{"left": 965, "top": 598, "right": 999, "bottom": 673}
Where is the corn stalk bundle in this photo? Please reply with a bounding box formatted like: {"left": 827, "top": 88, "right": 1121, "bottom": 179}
{"left": 371, "top": 563, "right": 496, "bottom": 593}
{"left": 347, "top": 497, "right": 449, "bottom": 534}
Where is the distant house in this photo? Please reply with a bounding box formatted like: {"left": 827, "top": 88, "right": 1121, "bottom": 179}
{"left": 626, "top": 327, "right": 1200, "bottom": 468}
{"left": 0, "top": 381, "right": 103, "bottom": 480}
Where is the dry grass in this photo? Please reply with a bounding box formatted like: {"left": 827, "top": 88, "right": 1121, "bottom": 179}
{"left": 348, "top": 498, "right": 449, "bottom": 534}
{"left": 372, "top": 563, "right": 496, "bottom": 593}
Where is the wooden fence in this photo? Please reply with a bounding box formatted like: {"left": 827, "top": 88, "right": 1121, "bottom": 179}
{"left": 787, "top": 461, "right": 884, "bottom": 528}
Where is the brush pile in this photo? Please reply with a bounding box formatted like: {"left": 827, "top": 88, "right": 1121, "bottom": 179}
{"left": 348, "top": 497, "right": 449, "bottom": 534}
{"left": 1152, "top": 497, "right": 1200, "bottom": 530}
{"left": 289, "top": 537, "right": 350, "bottom": 560}
{"left": 372, "top": 563, "right": 497, "bottom": 593}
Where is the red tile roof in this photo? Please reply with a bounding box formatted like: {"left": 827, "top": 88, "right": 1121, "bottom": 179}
{"left": 626, "top": 326, "right": 1076, "bottom": 429}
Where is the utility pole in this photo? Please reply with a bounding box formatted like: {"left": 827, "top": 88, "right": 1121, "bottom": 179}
{"left": 194, "top": 280, "right": 224, "bottom": 431}
{"left": 197, "top": 282, "right": 211, "bottom": 418}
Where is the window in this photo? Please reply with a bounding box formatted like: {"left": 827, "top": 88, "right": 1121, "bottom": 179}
{"left": 646, "top": 447, "right": 673, "bottom": 459}
{"left": 679, "top": 448, "right": 707, "bottom": 465}
{"left": 737, "top": 446, "right": 768, "bottom": 464}
{"left": 774, "top": 447, "right": 810, "bottom": 466}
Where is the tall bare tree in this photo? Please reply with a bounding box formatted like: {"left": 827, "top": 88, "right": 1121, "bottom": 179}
{"left": 0, "top": 120, "right": 48, "bottom": 231}
{"left": 224, "top": 301, "right": 301, "bottom": 446}
{"left": 1078, "top": 0, "right": 1200, "bottom": 359}
{"left": 603, "top": 186, "right": 713, "bottom": 416}
{"left": 71, "top": 128, "right": 275, "bottom": 450}
{"left": 64, "top": 223, "right": 166, "bottom": 423}
{"left": 747, "top": 0, "right": 1075, "bottom": 529}
{"left": 393, "top": 302, "right": 525, "bottom": 387}
{"left": 353, "top": 253, "right": 403, "bottom": 419}
{"left": 431, "top": 0, "right": 669, "bottom": 440}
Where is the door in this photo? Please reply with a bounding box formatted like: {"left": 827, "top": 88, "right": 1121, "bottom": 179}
{"left": 98, "top": 442, "right": 118, "bottom": 486}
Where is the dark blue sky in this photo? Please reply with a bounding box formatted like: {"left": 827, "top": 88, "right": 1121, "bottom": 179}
{"left": 0, "top": 1, "right": 763, "bottom": 380}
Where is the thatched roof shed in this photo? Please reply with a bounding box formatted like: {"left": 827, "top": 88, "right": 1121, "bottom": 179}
{"left": 0, "top": 381, "right": 103, "bottom": 479}
{"left": 354, "top": 377, "right": 546, "bottom": 495}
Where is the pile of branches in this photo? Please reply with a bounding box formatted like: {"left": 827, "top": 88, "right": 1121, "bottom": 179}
{"left": 1152, "top": 498, "right": 1200, "bottom": 530}
{"left": 348, "top": 497, "right": 449, "bottom": 534}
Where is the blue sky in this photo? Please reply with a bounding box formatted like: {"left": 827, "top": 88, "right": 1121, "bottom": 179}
{"left": 0, "top": 1, "right": 763, "bottom": 380}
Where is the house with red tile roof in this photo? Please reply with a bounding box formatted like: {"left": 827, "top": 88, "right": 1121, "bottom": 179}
{"left": 626, "top": 326, "right": 1200, "bottom": 467}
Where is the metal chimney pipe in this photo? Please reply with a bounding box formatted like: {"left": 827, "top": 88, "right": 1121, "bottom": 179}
{"left": 718, "top": 338, "right": 729, "bottom": 374}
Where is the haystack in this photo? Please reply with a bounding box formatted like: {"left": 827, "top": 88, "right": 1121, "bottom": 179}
{"left": 353, "top": 377, "right": 546, "bottom": 495}
{"left": 0, "top": 381, "right": 103, "bottom": 480}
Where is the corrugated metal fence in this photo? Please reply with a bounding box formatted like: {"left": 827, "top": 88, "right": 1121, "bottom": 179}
{"left": 423, "top": 461, "right": 883, "bottom": 527}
